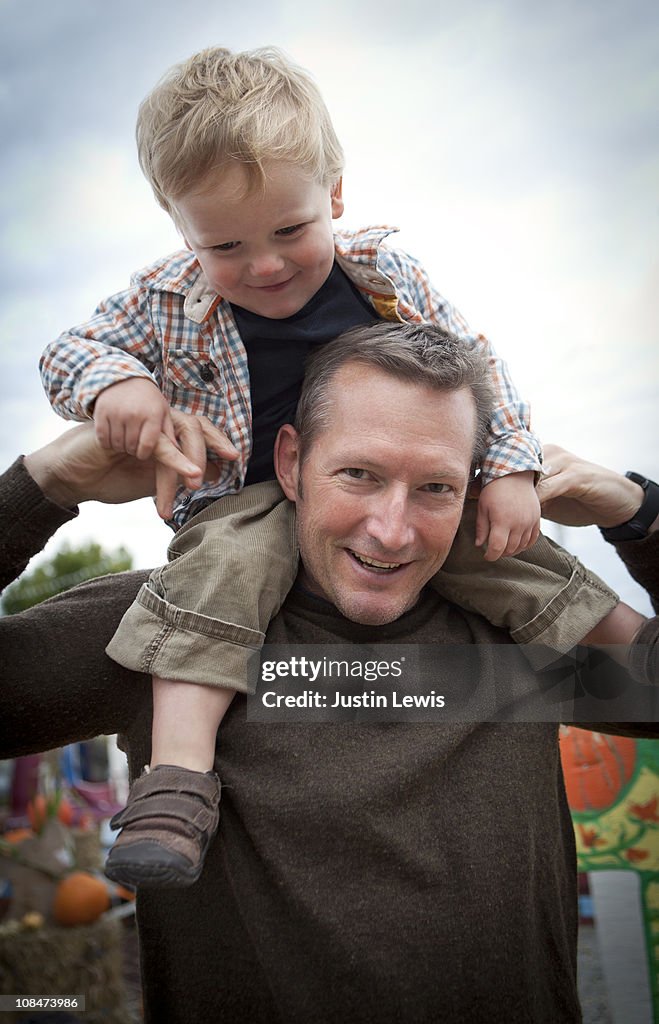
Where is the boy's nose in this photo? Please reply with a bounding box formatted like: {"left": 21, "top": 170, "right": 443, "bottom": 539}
{"left": 247, "top": 252, "right": 286, "bottom": 279}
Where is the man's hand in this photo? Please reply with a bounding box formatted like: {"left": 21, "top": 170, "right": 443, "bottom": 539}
{"left": 24, "top": 413, "right": 238, "bottom": 518}
{"left": 537, "top": 444, "right": 652, "bottom": 530}
{"left": 475, "top": 471, "right": 541, "bottom": 561}
{"left": 94, "top": 378, "right": 173, "bottom": 459}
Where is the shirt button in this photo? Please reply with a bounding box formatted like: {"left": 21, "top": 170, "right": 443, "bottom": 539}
{"left": 200, "top": 362, "right": 214, "bottom": 383}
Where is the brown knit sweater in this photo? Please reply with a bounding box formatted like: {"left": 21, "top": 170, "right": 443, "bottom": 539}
{"left": 1, "top": 457, "right": 658, "bottom": 1024}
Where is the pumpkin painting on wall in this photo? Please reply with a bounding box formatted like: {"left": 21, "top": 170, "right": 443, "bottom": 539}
{"left": 559, "top": 726, "right": 659, "bottom": 1018}
{"left": 561, "top": 729, "right": 637, "bottom": 816}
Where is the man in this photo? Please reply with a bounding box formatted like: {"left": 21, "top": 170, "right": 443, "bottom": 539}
{"left": 1, "top": 324, "right": 657, "bottom": 1023}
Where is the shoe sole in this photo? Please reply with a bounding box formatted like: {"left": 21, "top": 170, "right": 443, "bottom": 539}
{"left": 104, "top": 842, "right": 203, "bottom": 889}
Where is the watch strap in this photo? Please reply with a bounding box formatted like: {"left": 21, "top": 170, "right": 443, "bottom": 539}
{"left": 600, "top": 472, "right": 659, "bottom": 542}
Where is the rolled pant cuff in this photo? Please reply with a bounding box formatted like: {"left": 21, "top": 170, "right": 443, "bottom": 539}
{"left": 510, "top": 564, "right": 619, "bottom": 666}
{"left": 105, "top": 583, "right": 262, "bottom": 693}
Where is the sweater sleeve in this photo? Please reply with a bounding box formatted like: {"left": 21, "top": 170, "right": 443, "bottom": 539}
{"left": 0, "top": 456, "right": 152, "bottom": 766}
{"left": 0, "top": 457, "right": 77, "bottom": 591}
{"left": 584, "top": 532, "right": 659, "bottom": 716}
{"left": 614, "top": 530, "right": 659, "bottom": 686}
{"left": 611, "top": 531, "right": 659, "bottom": 611}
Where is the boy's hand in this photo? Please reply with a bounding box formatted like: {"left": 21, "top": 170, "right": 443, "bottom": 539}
{"left": 94, "top": 378, "right": 173, "bottom": 460}
{"left": 475, "top": 471, "right": 541, "bottom": 561}
{"left": 25, "top": 412, "right": 238, "bottom": 519}
{"left": 154, "top": 410, "right": 238, "bottom": 520}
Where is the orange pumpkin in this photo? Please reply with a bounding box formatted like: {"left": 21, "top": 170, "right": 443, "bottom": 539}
{"left": 52, "top": 871, "right": 111, "bottom": 927}
{"left": 560, "top": 727, "right": 637, "bottom": 812}
{"left": 1, "top": 828, "right": 34, "bottom": 844}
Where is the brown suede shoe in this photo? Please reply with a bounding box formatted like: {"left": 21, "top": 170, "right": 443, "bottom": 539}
{"left": 104, "top": 764, "right": 221, "bottom": 888}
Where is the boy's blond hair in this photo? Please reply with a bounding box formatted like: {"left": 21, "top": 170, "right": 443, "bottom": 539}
{"left": 137, "top": 46, "right": 345, "bottom": 214}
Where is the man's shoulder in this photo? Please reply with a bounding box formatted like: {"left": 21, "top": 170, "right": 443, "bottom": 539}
{"left": 129, "top": 250, "right": 202, "bottom": 295}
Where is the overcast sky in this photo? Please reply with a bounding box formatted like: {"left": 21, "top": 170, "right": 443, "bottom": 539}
{"left": 1, "top": 0, "right": 657, "bottom": 610}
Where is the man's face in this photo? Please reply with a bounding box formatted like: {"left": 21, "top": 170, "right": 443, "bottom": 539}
{"left": 172, "top": 160, "right": 344, "bottom": 319}
{"left": 276, "top": 363, "right": 477, "bottom": 625}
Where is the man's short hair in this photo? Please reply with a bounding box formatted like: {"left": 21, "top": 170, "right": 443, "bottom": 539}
{"left": 295, "top": 322, "right": 495, "bottom": 469}
{"left": 136, "top": 45, "right": 344, "bottom": 215}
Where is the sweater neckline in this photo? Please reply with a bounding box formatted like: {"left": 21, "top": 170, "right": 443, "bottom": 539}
{"left": 287, "top": 581, "right": 442, "bottom": 641}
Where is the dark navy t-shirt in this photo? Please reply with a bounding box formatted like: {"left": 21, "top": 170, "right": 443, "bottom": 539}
{"left": 231, "top": 262, "right": 378, "bottom": 484}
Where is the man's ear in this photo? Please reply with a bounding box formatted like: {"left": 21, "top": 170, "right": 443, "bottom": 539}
{"left": 274, "top": 424, "right": 302, "bottom": 501}
{"left": 330, "top": 177, "right": 344, "bottom": 220}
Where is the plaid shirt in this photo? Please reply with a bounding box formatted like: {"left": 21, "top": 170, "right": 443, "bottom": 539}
{"left": 40, "top": 226, "right": 542, "bottom": 526}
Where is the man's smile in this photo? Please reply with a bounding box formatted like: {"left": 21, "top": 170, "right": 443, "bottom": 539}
{"left": 348, "top": 549, "right": 405, "bottom": 573}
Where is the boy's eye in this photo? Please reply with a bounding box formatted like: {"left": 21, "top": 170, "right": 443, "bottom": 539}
{"left": 276, "top": 224, "right": 304, "bottom": 237}
{"left": 213, "top": 241, "right": 240, "bottom": 252}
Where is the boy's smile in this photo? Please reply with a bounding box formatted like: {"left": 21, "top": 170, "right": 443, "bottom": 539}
{"left": 173, "top": 161, "right": 344, "bottom": 319}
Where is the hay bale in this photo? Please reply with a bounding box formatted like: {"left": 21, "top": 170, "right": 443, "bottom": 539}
{"left": 0, "top": 914, "right": 130, "bottom": 1023}
{"left": 72, "top": 828, "right": 102, "bottom": 872}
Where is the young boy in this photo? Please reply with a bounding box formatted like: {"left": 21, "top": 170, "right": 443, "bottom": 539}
{"left": 40, "top": 46, "right": 622, "bottom": 889}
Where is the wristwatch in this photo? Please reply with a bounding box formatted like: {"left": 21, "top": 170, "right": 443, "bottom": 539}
{"left": 600, "top": 472, "right": 659, "bottom": 542}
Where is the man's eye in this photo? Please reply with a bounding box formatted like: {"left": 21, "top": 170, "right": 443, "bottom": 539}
{"left": 342, "top": 468, "right": 368, "bottom": 480}
{"left": 423, "top": 482, "right": 452, "bottom": 494}
{"left": 276, "top": 224, "right": 304, "bottom": 237}
{"left": 213, "top": 241, "right": 240, "bottom": 252}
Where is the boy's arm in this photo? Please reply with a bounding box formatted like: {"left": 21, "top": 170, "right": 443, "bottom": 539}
{"left": 380, "top": 245, "right": 543, "bottom": 484}
{"left": 475, "top": 471, "right": 541, "bottom": 560}
{"left": 40, "top": 281, "right": 162, "bottom": 423}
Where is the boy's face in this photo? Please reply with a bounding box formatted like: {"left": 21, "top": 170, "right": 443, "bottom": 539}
{"left": 173, "top": 161, "right": 344, "bottom": 319}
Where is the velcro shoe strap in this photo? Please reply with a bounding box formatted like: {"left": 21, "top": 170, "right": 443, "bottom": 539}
{"left": 130, "top": 766, "right": 221, "bottom": 803}
{"left": 111, "top": 793, "right": 218, "bottom": 834}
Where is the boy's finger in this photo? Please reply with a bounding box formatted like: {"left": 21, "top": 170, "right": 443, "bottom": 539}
{"left": 110, "top": 422, "right": 128, "bottom": 454}
{"left": 153, "top": 432, "right": 203, "bottom": 486}
{"left": 186, "top": 414, "right": 239, "bottom": 461}
{"left": 474, "top": 503, "right": 489, "bottom": 547}
{"left": 95, "top": 416, "right": 112, "bottom": 451}
{"left": 527, "top": 524, "right": 540, "bottom": 548}
{"left": 483, "top": 525, "right": 508, "bottom": 562}
{"left": 124, "top": 421, "right": 142, "bottom": 457}
{"left": 204, "top": 428, "right": 239, "bottom": 461}
{"left": 501, "top": 533, "right": 521, "bottom": 558}
{"left": 170, "top": 415, "right": 209, "bottom": 475}
{"left": 136, "top": 417, "right": 163, "bottom": 461}
{"left": 169, "top": 412, "right": 239, "bottom": 473}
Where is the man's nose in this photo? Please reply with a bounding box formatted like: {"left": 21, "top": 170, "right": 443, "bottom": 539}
{"left": 365, "top": 490, "right": 415, "bottom": 552}
{"left": 247, "top": 250, "right": 285, "bottom": 278}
